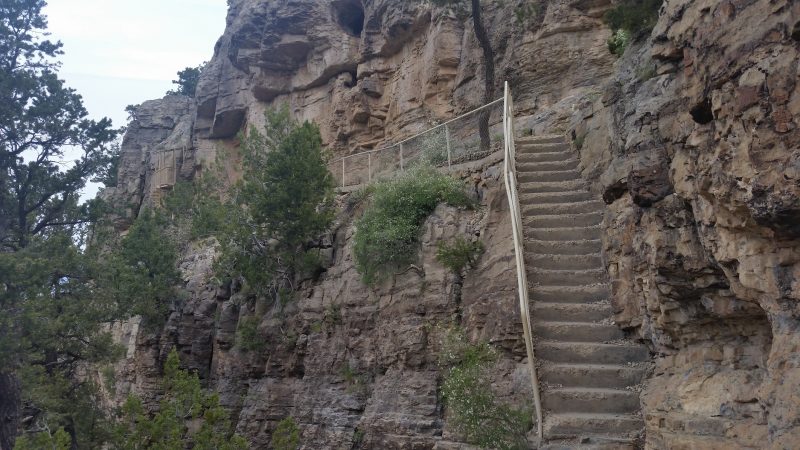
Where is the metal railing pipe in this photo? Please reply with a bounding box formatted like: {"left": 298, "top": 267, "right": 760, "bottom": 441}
{"left": 502, "top": 80, "right": 543, "bottom": 443}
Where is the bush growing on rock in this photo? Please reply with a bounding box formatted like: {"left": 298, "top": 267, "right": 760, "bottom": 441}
{"left": 353, "top": 166, "right": 473, "bottom": 285}
{"left": 604, "top": 0, "right": 662, "bottom": 54}
{"left": 113, "top": 349, "right": 248, "bottom": 449}
{"left": 438, "top": 327, "right": 532, "bottom": 449}
{"left": 270, "top": 417, "right": 300, "bottom": 450}
{"left": 436, "top": 236, "right": 484, "bottom": 273}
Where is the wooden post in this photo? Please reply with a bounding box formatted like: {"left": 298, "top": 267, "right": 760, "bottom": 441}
{"left": 342, "top": 158, "right": 346, "bottom": 188}
{"left": 368, "top": 152, "right": 372, "bottom": 182}
{"left": 445, "top": 124, "right": 452, "bottom": 169}
{"left": 400, "top": 144, "right": 404, "bottom": 171}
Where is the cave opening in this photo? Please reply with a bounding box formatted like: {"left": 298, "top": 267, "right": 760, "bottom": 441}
{"left": 792, "top": 21, "right": 800, "bottom": 42}
{"left": 334, "top": 0, "right": 365, "bottom": 37}
{"left": 690, "top": 97, "right": 714, "bottom": 124}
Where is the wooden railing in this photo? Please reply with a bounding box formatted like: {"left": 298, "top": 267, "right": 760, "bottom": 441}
{"left": 502, "top": 80, "right": 544, "bottom": 442}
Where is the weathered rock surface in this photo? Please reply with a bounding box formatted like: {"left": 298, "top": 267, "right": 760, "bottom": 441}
{"left": 101, "top": 0, "right": 800, "bottom": 448}
{"left": 569, "top": 0, "right": 800, "bottom": 447}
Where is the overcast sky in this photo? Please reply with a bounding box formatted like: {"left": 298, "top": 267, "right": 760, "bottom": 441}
{"left": 45, "top": 0, "right": 227, "bottom": 127}
{"left": 43, "top": 0, "right": 228, "bottom": 197}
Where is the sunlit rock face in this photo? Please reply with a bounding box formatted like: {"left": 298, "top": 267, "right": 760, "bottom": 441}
{"left": 104, "top": 0, "right": 800, "bottom": 448}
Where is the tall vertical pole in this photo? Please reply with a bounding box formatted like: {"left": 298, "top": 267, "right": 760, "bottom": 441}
{"left": 368, "top": 153, "right": 372, "bottom": 182}
{"left": 400, "top": 144, "right": 404, "bottom": 171}
{"left": 342, "top": 158, "right": 346, "bottom": 188}
{"left": 445, "top": 125, "right": 452, "bottom": 169}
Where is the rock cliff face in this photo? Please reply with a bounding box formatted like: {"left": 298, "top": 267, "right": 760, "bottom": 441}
{"left": 102, "top": 0, "right": 800, "bottom": 448}
{"left": 571, "top": 0, "right": 800, "bottom": 448}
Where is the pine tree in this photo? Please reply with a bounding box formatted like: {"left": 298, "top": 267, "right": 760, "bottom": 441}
{"left": 0, "top": 0, "right": 119, "bottom": 447}
{"left": 113, "top": 349, "right": 248, "bottom": 450}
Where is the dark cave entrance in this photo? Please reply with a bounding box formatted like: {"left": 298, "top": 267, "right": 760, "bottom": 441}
{"left": 690, "top": 97, "right": 714, "bottom": 124}
{"left": 334, "top": 0, "right": 365, "bottom": 37}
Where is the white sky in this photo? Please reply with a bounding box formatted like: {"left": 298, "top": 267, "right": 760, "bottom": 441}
{"left": 43, "top": 0, "right": 228, "bottom": 197}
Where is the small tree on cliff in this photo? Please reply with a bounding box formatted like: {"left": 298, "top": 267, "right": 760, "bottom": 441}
{"left": 113, "top": 349, "right": 248, "bottom": 450}
{"left": 166, "top": 63, "right": 206, "bottom": 97}
{"left": 213, "top": 105, "right": 335, "bottom": 302}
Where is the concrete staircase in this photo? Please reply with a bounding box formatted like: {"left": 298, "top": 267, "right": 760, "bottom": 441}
{"left": 514, "top": 135, "right": 650, "bottom": 449}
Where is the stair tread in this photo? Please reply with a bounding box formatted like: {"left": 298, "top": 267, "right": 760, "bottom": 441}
{"left": 547, "top": 387, "right": 639, "bottom": 394}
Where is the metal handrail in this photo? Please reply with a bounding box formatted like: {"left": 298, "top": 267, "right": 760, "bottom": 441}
{"left": 502, "top": 81, "right": 544, "bottom": 442}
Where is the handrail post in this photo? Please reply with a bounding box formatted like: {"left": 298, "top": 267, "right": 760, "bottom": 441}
{"left": 399, "top": 144, "right": 404, "bottom": 171}
{"left": 445, "top": 124, "right": 452, "bottom": 169}
{"left": 368, "top": 152, "right": 372, "bottom": 183}
{"left": 342, "top": 158, "right": 346, "bottom": 188}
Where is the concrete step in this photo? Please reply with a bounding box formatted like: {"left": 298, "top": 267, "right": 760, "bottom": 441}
{"left": 540, "top": 363, "right": 647, "bottom": 389}
{"left": 522, "top": 200, "right": 605, "bottom": 215}
{"left": 531, "top": 268, "right": 607, "bottom": 285}
{"left": 530, "top": 284, "right": 609, "bottom": 303}
{"left": 516, "top": 134, "right": 565, "bottom": 145}
{"left": 533, "top": 302, "right": 613, "bottom": 322}
{"left": 517, "top": 142, "right": 569, "bottom": 153}
{"left": 544, "top": 413, "right": 644, "bottom": 440}
{"left": 534, "top": 321, "right": 625, "bottom": 342}
{"left": 537, "top": 342, "right": 651, "bottom": 365}
{"left": 518, "top": 159, "right": 579, "bottom": 172}
{"left": 519, "top": 191, "right": 595, "bottom": 205}
{"left": 518, "top": 179, "right": 587, "bottom": 194}
{"left": 540, "top": 441, "right": 638, "bottom": 450}
{"left": 526, "top": 254, "right": 603, "bottom": 271}
{"left": 527, "top": 226, "right": 602, "bottom": 241}
{"left": 527, "top": 239, "right": 602, "bottom": 256}
{"left": 517, "top": 169, "right": 582, "bottom": 183}
{"left": 517, "top": 151, "right": 574, "bottom": 163}
{"left": 543, "top": 388, "right": 641, "bottom": 414}
{"left": 524, "top": 211, "right": 602, "bottom": 228}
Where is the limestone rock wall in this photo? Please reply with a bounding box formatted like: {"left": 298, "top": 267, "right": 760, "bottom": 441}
{"left": 103, "top": 0, "right": 800, "bottom": 448}
{"left": 569, "top": 0, "right": 800, "bottom": 447}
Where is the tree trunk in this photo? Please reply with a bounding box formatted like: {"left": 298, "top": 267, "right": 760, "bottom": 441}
{"left": 0, "top": 372, "right": 20, "bottom": 450}
{"left": 470, "top": 0, "right": 495, "bottom": 152}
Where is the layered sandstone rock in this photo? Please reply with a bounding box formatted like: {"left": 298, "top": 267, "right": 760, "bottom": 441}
{"left": 103, "top": 0, "right": 800, "bottom": 448}
{"left": 568, "top": 0, "right": 800, "bottom": 447}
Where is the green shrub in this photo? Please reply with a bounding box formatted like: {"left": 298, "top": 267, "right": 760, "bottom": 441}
{"left": 271, "top": 417, "right": 300, "bottom": 450}
{"left": 213, "top": 105, "right": 335, "bottom": 299}
{"left": 416, "top": 129, "right": 448, "bottom": 167}
{"left": 436, "top": 236, "right": 484, "bottom": 273}
{"left": 607, "top": 28, "right": 630, "bottom": 56}
{"left": 604, "top": 0, "right": 662, "bottom": 55}
{"left": 162, "top": 180, "right": 227, "bottom": 240}
{"left": 113, "top": 349, "right": 248, "bottom": 450}
{"left": 438, "top": 328, "right": 532, "bottom": 450}
{"left": 353, "top": 166, "right": 473, "bottom": 285}
{"left": 237, "top": 316, "right": 266, "bottom": 352}
{"left": 101, "top": 209, "right": 181, "bottom": 328}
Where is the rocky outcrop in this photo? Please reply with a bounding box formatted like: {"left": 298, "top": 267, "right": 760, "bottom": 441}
{"left": 569, "top": 0, "right": 800, "bottom": 447}
{"left": 102, "top": 0, "right": 800, "bottom": 448}
{"left": 101, "top": 96, "right": 195, "bottom": 224}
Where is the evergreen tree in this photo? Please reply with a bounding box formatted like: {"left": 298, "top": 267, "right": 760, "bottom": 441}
{"left": 166, "top": 63, "right": 205, "bottom": 97}
{"left": 0, "top": 0, "right": 119, "bottom": 447}
{"left": 214, "top": 105, "right": 334, "bottom": 301}
{"left": 113, "top": 349, "right": 248, "bottom": 450}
